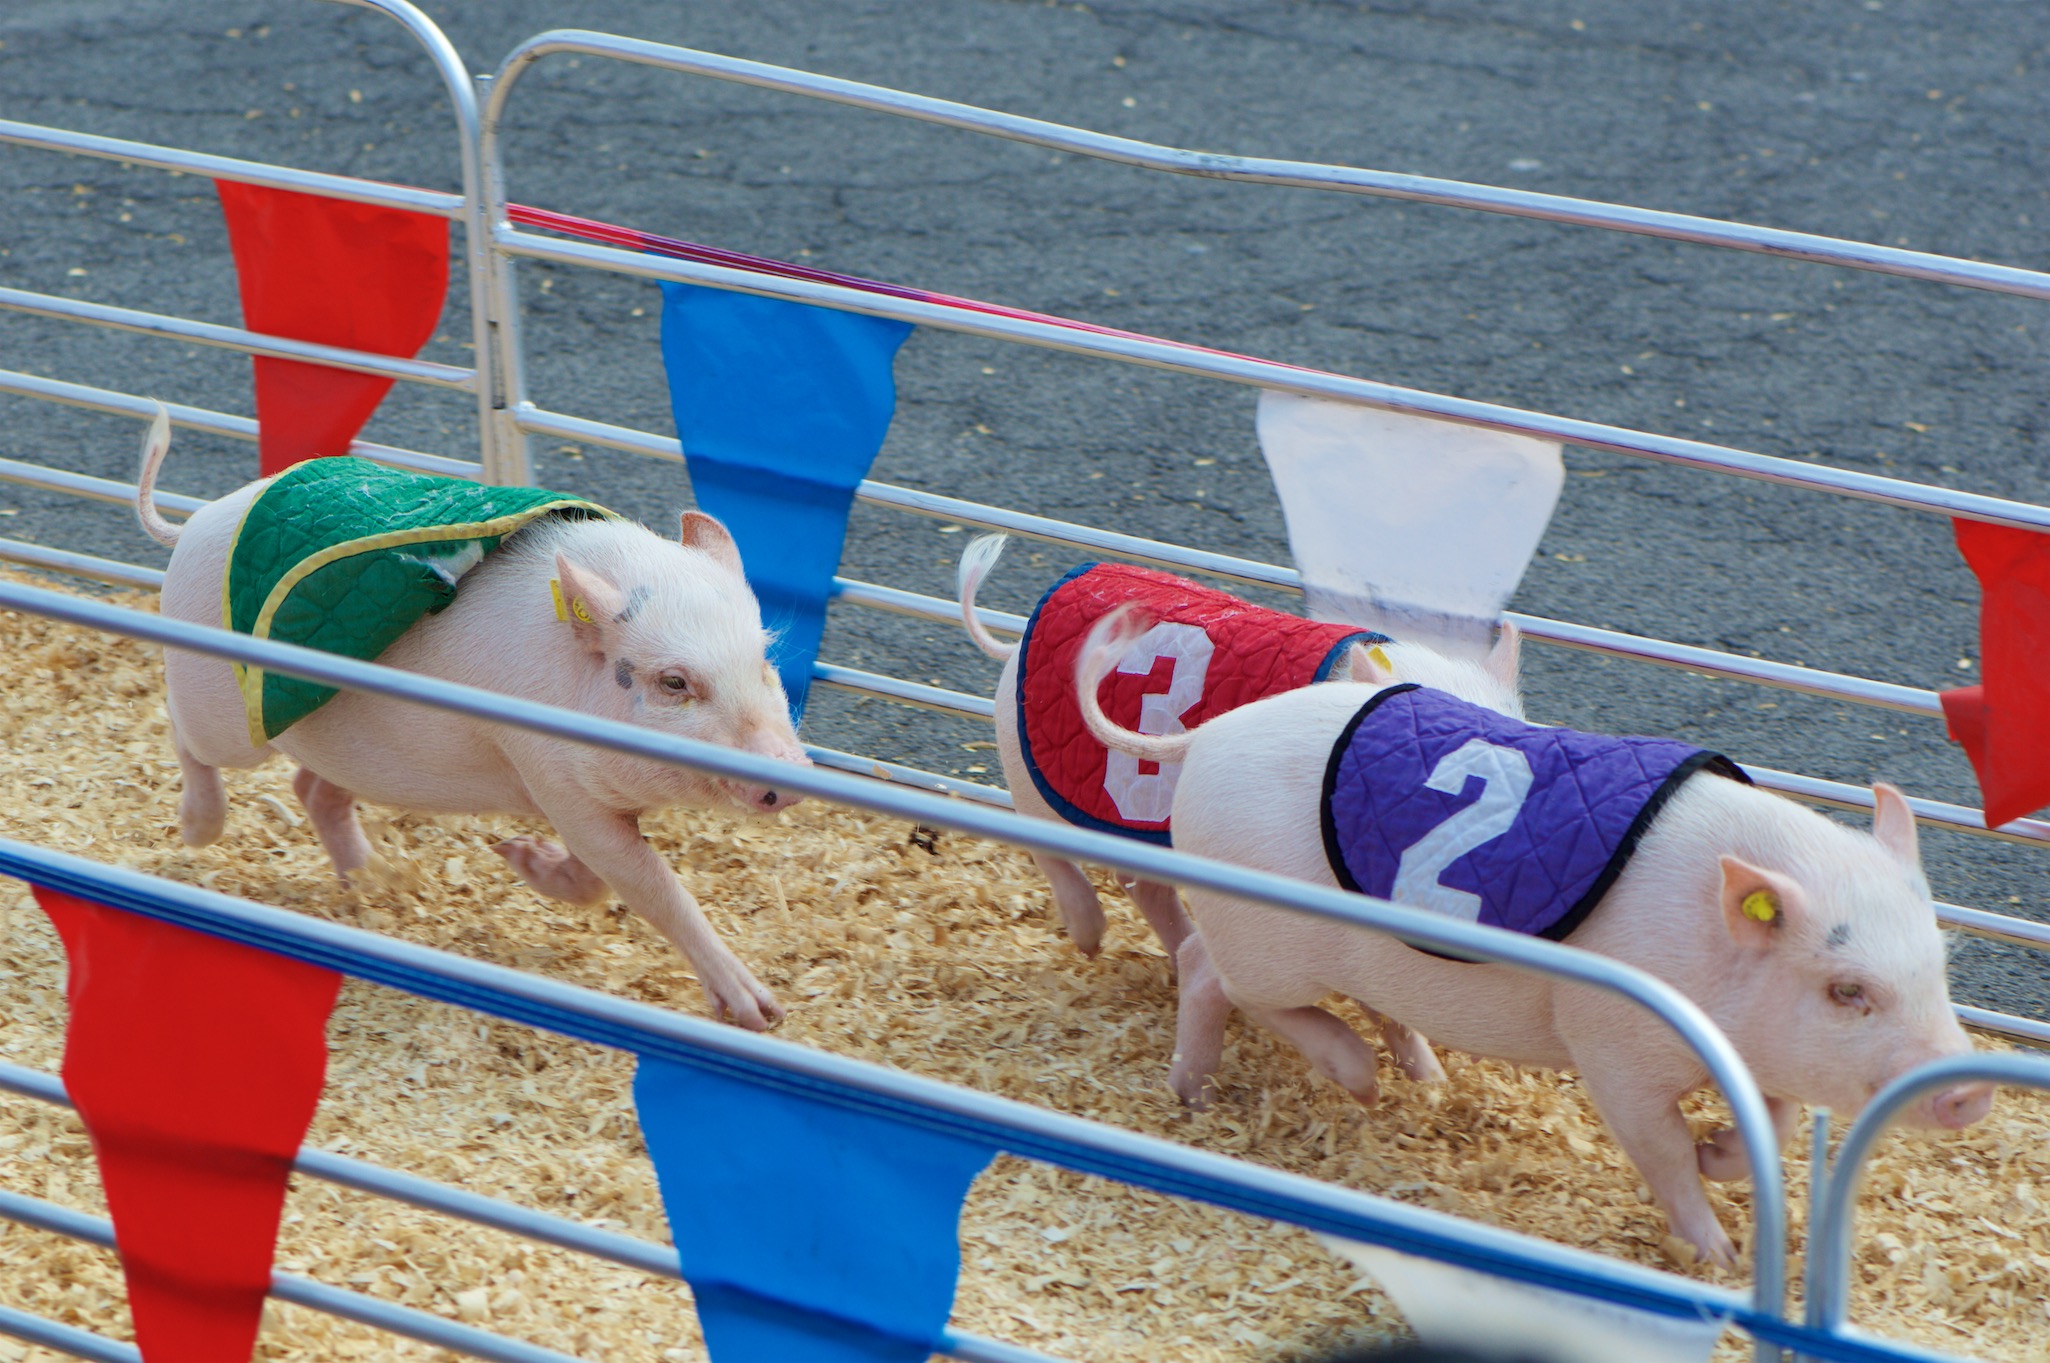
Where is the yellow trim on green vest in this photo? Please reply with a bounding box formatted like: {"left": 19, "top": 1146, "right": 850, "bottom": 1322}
{"left": 229, "top": 499, "right": 596, "bottom": 746}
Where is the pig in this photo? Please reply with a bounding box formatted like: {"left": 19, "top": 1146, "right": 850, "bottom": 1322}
{"left": 1074, "top": 606, "right": 1992, "bottom": 1266}
{"left": 957, "top": 532, "right": 1523, "bottom": 965}
{"left": 133, "top": 406, "right": 808, "bottom": 1030}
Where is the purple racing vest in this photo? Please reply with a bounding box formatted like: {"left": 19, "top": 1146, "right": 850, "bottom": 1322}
{"left": 1321, "top": 685, "right": 1746, "bottom": 942}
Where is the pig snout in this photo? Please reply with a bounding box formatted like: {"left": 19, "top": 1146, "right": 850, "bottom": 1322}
{"left": 1916, "top": 1080, "right": 1996, "bottom": 1131}
{"left": 719, "top": 725, "right": 810, "bottom": 814}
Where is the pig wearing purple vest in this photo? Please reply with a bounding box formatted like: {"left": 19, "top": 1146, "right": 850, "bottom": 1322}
{"left": 1073, "top": 609, "right": 1990, "bottom": 1267}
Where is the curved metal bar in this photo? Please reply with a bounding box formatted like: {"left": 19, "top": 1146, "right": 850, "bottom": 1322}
{"left": 477, "top": 35, "right": 2050, "bottom": 536}
{"left": 319, "top": 0, "right": 504, "bottom": 484}
{"left": 482, "top": 32, "right": 2050, "bottom": 304}
{"left": 1743, "top": 765, "right": 2050, "bottom": 847}
{"left": 812, "top": 661, "right": 995, "bottom": 718}
{"left": 0, "top": 455, "right": 208, "bottom": 518}
{"left": 0, "top": 369, "right": 479, "bottom": 479}
{"left": 0, "top": 1304, "right": 139, "bottom": 1363}
{"left": 804, "top": 744, "right": 1014, "bottom": 806}
{"left": 511, "top": 403, "right": 1966, "bottom": 726}
{"left": 1953, "top": 1005, "right": 2050, "bottom": 1049}
{"left": 1806, "top": 1052, "right": 2050, "bottom": 1334}
{"left": 0, "top": 536, "right": 164, "bottom": 590}
{"left": 1937, "top": 902, "right": 2050, "bottom": 952}
{"left": 0, "top": 1188, "right": 583, "bottom": 1363}
{"left": 0, "top": 117, "right": 462, "bottom": 216}
{"left": 0, "top": 1059, "right": 1061, "bottom": 1363}
{"left": 0, "top": 835, "right": 1760, "bottom": 1340}
{"left": 832, "top": 575, "right": 1028, "bottom": 638}
{"left": 0, "top": 580, "right": 1788, "bottom": 1341}
{"left": 0, "top": 286, "right": 476, "bottom": 391}
{"left": 495, "top": 227, "right": 2050, "bottom": 539}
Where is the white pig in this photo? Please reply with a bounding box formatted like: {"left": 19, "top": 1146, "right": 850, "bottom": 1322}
{"left": 1074, "top": 607, "right": 1992, "bottom": 1266}
{"left": 958, "top": 532, "right": 1523, "bottom": 965}
{"left": 134, "top": 408, "right": 807, "bottom": 1030}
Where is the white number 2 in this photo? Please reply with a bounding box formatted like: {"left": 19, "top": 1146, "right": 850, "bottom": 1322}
{"left": 1390, "top": 739, "right": 1534, "bottom": 920}
{"left": 1102, "top": 622, "right": 1214, "bottom": 822}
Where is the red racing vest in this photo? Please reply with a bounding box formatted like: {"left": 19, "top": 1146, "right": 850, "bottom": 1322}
{"left": 1017, "top": 562, "right": 1382, "bottom": 843}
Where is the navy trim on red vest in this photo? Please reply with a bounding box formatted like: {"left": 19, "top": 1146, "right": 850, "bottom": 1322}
{"left": 1015, "top": 563, "right": 1175, "bottom": 844}
{"left": 1312, "top": 631, "right": 1367, "bottom": 684}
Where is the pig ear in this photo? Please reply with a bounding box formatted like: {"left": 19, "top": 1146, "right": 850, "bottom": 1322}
{"left": 1344, "top": 641, "right": 1397, "bottom": 687}
{"left": 553, "top": 553, "right": 626, "bottom": 656}
{"left": 1720, "top": 855, "right": 1808, "bottom": 950}
{"left": 1484, "top": 620, "right": 1522, "bottom": 693}
{"left": 1870, "top": 782, "right": 1922, "bottom": 872}
{"left": 679, "top": 511, "right": 745, "bottom": 578}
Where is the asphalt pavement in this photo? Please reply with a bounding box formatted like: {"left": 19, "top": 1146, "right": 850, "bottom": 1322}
{"left": 4, "top": 0, "right": 2050, "bottom": 1019}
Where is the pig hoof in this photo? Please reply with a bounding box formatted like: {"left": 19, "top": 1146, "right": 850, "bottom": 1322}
{"left": 1696, "top": 1232, "right": 1739, "bottom": 1271}
{"left": 179, "top": 798, "right": 226, "bottom": 847}
{"left": 703, "top": 965, "right": 785, "bottom": 1031}
{"left": 493, "top": 837, "right": 609, "bottom": 906}
{"left": 711, "top": 987, "right": 784, "bottom": 1032}
{"left": 1170, "top": 1066, "right": 1218, "bottom": 1110}
{"left": 1695, "top": 1128, "right": 1751, "bottom": 1183}
{"left": 1390, "top": 1045, "right": 1446, "bottom": 1085}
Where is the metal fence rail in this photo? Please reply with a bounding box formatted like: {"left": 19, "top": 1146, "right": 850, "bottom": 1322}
{"left": 1805, "top": 1051, "right": 2050, "bottom": 1351}
{"left": 0, "top": 578, "right": 1794, "bottom": 1353}
{"left": 3, "top": 4, "right": 2047, "bottom": 1360}
{"left": 0, "top": 1064, "right": 1058, "bottom": 1363}
{"left": 0, "top": 832, "right": 1767, "bottom": 1361}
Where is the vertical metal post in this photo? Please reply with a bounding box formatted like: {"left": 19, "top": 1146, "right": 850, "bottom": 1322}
{"left": 474, "top": 75, "right": 538, "bottom": 488}
{"left": 330, "top": 0, "right": 516, "bottom": 483}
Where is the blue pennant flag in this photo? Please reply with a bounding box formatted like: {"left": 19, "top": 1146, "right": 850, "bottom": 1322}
{"left": 658, "top": 283, "right": 915, "bottom": 722}
{"left": 634, "top": 1056, "right": 996, "bottom": 1363}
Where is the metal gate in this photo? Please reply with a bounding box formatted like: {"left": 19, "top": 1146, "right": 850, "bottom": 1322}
{"left": 2, "top": 3, "right": 2048, "bottom": 1361}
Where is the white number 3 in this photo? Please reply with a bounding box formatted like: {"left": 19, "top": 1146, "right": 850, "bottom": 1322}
{"left": 1391, "top": 738, "right": 1534, "bottom": 920}
{"left": 1102, "top": 622, "right": 1214, "bottom": 822}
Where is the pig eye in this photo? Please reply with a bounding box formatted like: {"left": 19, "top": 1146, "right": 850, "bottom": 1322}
{"left": 1829, "top": 982, "right": 1865, "bottom": 1007}
{"left": 657, "top": 671, "right": 694, "bottom": 699}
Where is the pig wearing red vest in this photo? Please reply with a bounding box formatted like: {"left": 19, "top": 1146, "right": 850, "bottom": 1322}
{"left": 957, "top": 533, "right": 1523, "bottom": 964}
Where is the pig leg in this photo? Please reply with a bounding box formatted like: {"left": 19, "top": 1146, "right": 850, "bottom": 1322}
{"left": 1170, "top": 933, "right": 1233, "bottom": 1107}
{"left": 492, "top": 835, "right": 609, "bottom": 906}
{"left": 1036, "top": 853, "right": 1108, "bottom": 957}
{"left": 1361, "top": 1006, "right": 1446, "bottom": 1084}
{"left": 1575, "top": 1060, "right": 1736, "bottom": 1268}
{"left": 1120, "top": 876, "right": 1193, "bottom": 963}
{"left": 1696, "top": 1095, "right": 1800, "bottom": 1183}
{"left": 292, "top": 766, "right": 373, "bottom": 880}
{"left": 1247, "top": 1003, "right": 1381, "bottom": 1106}
{"left": 174, "top": 741, "right": 228, "bottom": 846}
{"left": 536, "top": 797, "right": 782, "bottom": 1031}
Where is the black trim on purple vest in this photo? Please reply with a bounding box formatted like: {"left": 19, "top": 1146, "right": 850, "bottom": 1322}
{"left": 1319, "top": 684, "right": 1422, "bottom": 895}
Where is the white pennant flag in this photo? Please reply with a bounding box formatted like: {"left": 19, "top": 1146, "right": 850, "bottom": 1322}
{"left": 1257, "top": 391, "right": 1564, "bottom": 659}
{"left": 1319, "top": 1237, "right": 1732, "bottom": 1363}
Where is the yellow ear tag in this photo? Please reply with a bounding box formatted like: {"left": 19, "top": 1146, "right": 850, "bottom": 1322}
{"left": 1741, "top": 890, "right": 1778, "bottom": 923}
{"left": 549, "top": 578, "right": 570, "bottom": 622}
{"left": 1367, "top": 644, "right": 1394, "bottom": 673}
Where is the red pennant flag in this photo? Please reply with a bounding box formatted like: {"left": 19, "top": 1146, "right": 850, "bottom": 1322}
{"left": 1940, "top": 518, "right": 2050, "bottom": 827}
{"left": 35, "top": 888, "right": 341, "bottom": 1363}
{"left": 215, "top": 181, "right": 449, "bottom": 476}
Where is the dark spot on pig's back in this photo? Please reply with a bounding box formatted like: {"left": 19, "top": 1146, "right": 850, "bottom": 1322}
{"left": 1825, "top": 922, "right": 1852, "bottom": 950}
{"left": 617, "top": 585, "right": 652, "bottom": 625}
{"left": 615, "top": 659, "right": 635, "bottom": 689}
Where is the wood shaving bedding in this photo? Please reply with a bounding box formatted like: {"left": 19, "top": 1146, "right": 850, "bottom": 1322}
{"left": 0, "top": 573, "right": 2044, "bottom": 1362}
